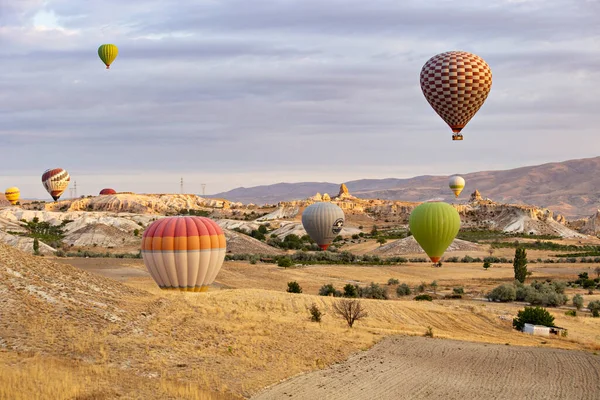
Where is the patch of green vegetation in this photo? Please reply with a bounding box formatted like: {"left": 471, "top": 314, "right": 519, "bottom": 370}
{"left": 491, "top": 240, "right": 589, "bottom": 251}
{"left": 457, "top": 229, "right": 560, "bottom": 243}
{"left": 178, "top": 209, "right": 211, "bottom": 217}
{"left": 16, "top": 217, "right": 68, "bottom": 248}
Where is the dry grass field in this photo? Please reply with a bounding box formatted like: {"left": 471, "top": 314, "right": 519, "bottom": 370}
{"left": 3, "top": 244, "right": 600, "bottom": 399}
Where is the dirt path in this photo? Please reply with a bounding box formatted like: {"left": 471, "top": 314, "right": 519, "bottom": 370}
{"left": 252, "top": 336, "right": 600, "bottom": 400}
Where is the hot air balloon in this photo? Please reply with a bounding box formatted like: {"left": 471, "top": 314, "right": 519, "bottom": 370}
{"left": 98, "top": 44, "right": 118, "bottom": 69}
{"left": 409, "top": 201, "right": 461, "bottom": 263}
{"left": 420, "top": 51, "right": 492, "bottom": 141}
{"left": 99, "top": 188, "right": 117, "bottom": 195}
{"left": 42, "top": 168, "right": 70, "bottom": 201}
{"left": 448, "top": 176, "right": 465, "bottom": 198}
{"left": 301, "top": 202, "right": 345, "bottom": 250}
{"left": 5, "top": 187, "right": 20, "bottom": 205}
{"left": 141, "top": 216, "right": 226, "bottom": 292}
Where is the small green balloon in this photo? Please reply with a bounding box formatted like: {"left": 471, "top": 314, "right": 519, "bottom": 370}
{"left": 409, "top": 201, "right": 461, "bottom": 263}
{"left": 98, "top": 44, "right": 119, "bottom": 69}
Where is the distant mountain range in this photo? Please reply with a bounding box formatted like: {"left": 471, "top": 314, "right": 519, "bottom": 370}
{"left": 210, "top": 156, "right": 600, "bottom": 218}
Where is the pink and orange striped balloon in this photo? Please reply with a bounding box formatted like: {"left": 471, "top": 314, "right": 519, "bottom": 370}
{"left": 141, "top": 216, "right": 227, "bottom": 292}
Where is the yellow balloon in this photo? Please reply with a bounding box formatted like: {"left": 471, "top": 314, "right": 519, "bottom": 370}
{"left": 5, "top": 187, "right": 20, "bottom": 205}
{"left": 98, "top": 44, "right": 119, "bottom": 69}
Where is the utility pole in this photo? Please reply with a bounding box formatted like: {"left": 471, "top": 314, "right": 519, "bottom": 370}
{"left": 180, "top": 177, "right": 184, "bottom": 194}
{"left": 201, "top": 184, "right": 206, "bottom": 196}
{"left": 73, "top": 181, "right": 78, "bottom": 199}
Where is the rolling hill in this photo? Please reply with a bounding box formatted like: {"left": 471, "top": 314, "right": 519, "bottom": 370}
{"left": 210, "top": 156, "right": 600, "bottom": 218}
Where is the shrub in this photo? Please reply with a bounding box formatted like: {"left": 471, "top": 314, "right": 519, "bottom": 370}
{"left": 416, "top": 282, "right": 427, "bottom": 293}
{"left": 414, "top": 294, "right": 433, "bottom": 301}
{"left": 343, "top": 284, "right": 358, "bottom": 298}
{"left": 430, "top": 280, "right": 438, "bottom": 294}
{"left": 565, "top": 310, "right": 577, "bottom": 317}
{"left": 588, "top": 300, "right": 600, "bottom": 317}
{"left": 287, "top": 281, "right": 302, "bottom": 293}
{"left": 258, "top": 225, "right": 268, "bottom": 234}
{"left": 513, "top": 306, "right": 555, "bottom": 331}
{"left": 133, "top": 229, "right": 140, "bottom": 237}
{"left": 360, "top": 283, "right": 388, "bottom": 300}
{"left": 387, "top": 278, "right": 399, "bottom": 285}
{"left": 319, "top": 284, "right": 342, "bottom": 297}
{"left": 55, "top": 249, "right": 66, "bottom": 257}
{"left": 333, "top": 299, "right": 367, "bottom": 328}
{"left": 573, "top": 294, "right": 584, "bottom": 310}
{"left": 424, "top": 326, "right": 434, "bottom": 337}
{"left": 453, "top": 287, "right": 465, "bottom": 295}
{"left": 483, "top": 260, "right": 491, "bottom": 270}
{"left": 396, "top": 284, "right": 411, "bottom": 296}
{"left": 278, "top": 258, "right": 293, "bottom": 268}
{"left": 309, "top": 303, "right": 323, "bottom": 322}
{"left": 487, "top": 284, "right": 516, "bottom": 302}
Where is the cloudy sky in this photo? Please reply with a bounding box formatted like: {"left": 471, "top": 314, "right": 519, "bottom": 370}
{"left": 2, "top": 0, "right": 599, "bottom": 198}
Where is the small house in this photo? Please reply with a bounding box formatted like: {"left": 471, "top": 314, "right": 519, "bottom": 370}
{"left": 523, "top": 323, "right": 550, "bottom": 337}
{"left": 523, "top": 323, "right": 567, "bottom": 337}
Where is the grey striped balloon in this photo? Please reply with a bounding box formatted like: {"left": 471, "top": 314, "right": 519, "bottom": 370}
{"left": 301, "top": 202, "right": 345, "bottom": 250}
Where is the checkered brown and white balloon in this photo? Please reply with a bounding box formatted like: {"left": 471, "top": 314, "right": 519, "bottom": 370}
{"left": 420, "top": 51, "right": 492, "bottom": 140}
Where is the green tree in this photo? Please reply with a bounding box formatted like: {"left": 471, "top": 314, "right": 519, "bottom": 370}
{"left": 277, "top": 258, "right": 293, "bottom": 268}
{"left": 483, "top": 260, "right": 491, "bottom": 270}
{"left": 33, "top": 238, "right": 40, "bottom": 255}
{"left": 513, "top": 306, "right": 555, "bottom": 331}
{"left": 286, "top": 281, "right": 302, "bottom": 293}
{"left": 258, "top": 225, "right": 268, "bottom": 234}
{"left": 513, "top": 247, "right": 528, "bottom": 283}
{"left": 370, "top": 225, "right": 378, "bottom": 236}
{"left": 572, "top": 294, "right": 584, "bottom": 310}
{"left": 133, "top": 229, "right": 140, "bottom": 237}
{"left": 343, "top": 284, "right": 358, "bottom": 298}
{"left": 377, "top": 237, "right": 387, "bottom": 247}
{"left": 588, "top": 300, "right": 600, "bottom": 317}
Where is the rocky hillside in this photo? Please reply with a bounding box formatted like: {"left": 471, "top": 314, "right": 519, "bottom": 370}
{"left": 210, "top": 156, "right": 600, "bottom": 218}
{"left": 25, "top": 193, "right": 243, "bottom": 215}
{"left": 267, "top": 188, "right": 585, "bottom": 238}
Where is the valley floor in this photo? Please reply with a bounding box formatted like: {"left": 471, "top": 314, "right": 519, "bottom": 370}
{"left": 4, "top": 255, "right": 600, "bottom": 399}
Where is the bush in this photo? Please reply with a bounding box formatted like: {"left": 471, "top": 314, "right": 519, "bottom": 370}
{"left": 343, "top": 284, "right": 358, "bottom": 298}
{"left": 396, "top": 284, "right": 411, "bottom": 296}
{"left": 309, "top": 303, "right": 323, "bottom": 322}
{"left": 573, "top": 294, "right": 584, "bottom": 310}
{"left": 565, "top": 310, "right": 577, "bottom": 317}
{"left": 513, "top": 306, "right": 555, "bottom": 331}
{"left": 278, "top": 258, "right": 293, "bottom": 268}
{"left": 588, "top": 300, "right": 600, "bottom": 317}
{"left": 258, "top": 225, "right": 268, "bottom": 234}
{"left": 359, "top": 283, "right": 388, "bottom": 300}
{"left": 487, "top": 284, "right": 516, "bottom": 302}
{"left": 416, "top": 282, "right": 427, "bottom": 293}
{"left": 319, "top": 284, "right": 342, "bottom": 297}
{"left": 287, "top": 281, "right": 302, "bottom": 293}
{"left": 387, "top": 278, "right": 399, "bottom": 285}
{"left": 483, "top": 260, "right": 491, "bottom": 270}
{"left": 133, "top": 229, "right": 140, "bottom": 237}
{"left": 453, "top": 287, "right": 465, "bottom": 295}
{"left": 414, "top": 294, "right": 433, "bottom": 301}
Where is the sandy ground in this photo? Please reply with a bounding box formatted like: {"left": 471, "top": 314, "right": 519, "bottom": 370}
{"left": 252, "top": 336, "right": 600, "bottom": 400}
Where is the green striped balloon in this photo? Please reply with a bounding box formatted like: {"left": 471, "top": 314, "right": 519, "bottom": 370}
{"left": 98, "top": 44, "right": 119, "bottom": 69}
{"left": 409, "top": 201, "right": 461, "bottom": 263}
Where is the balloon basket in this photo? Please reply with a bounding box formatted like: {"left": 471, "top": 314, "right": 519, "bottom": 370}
{"left": 452, "top": 134, "right": 463, "bottom": 141}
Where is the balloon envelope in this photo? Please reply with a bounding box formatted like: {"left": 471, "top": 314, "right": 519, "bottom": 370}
{"left": 98, "top": 44, "right": 119, "bottom": 69}
{"left": 409, "top": 202, "right": 461, "bottom": 263}
{"left": 99, "top": 188, "right": 117, "bottom": 195}
{"left": 42, "top": 168, "right": 70, "bottom": 201}
{"left": 5, "top": 187, "right": 20, "bottom": 205}
{"left": 141, "top": 216, "right": 226, "bottom": 291}
{"left": 448, "top": 176, "right": 465, "bottom": 198}
{"left": 301, "top": 202, "right": 345, "bottom": 250}
{"left": 420, "top": 51, "right": 492, "bottom": 140}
